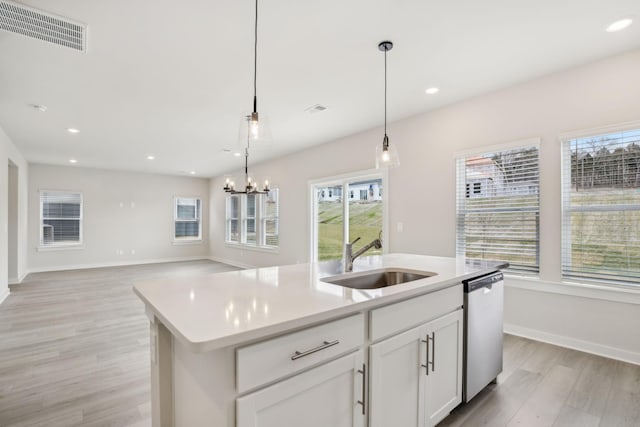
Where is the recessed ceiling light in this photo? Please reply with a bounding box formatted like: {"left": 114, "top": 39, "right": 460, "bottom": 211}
{"left": 69, "top": 159, "right": 78, "bottom": 164}
{"left": 146, "top": 155, "right": 155, "bottom": 160}
{"left": 425, "top": 87, "right": 440, "bottom": 95}
{"left": 234, "top": 152, "right": 241, "bottom": 157}
{"left": 67, "top": 128, "right": 80, "bottom": 134}
{"left": 28, "top": 104, "right": 47, "bottom": 112}
{"left": 606, "top": 18, "right": 632, "bottom": 32}
{"left": 189, "top": 171, "right": 196, "bottom": 175}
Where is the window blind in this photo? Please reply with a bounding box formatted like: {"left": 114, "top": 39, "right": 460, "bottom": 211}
{"left": 40, "top": 191, "right": 82, "bottom": 245}
{"left": 174, "top": 197, "right": 201, "bottom": 240}
{"left": 226, "top": 195, "right": 240, "bottom": 243}
{"left": 562, "top": 128, "right": 640, "bottom": 285}
{"left": 456, "top": 145, "right": 540, "bottom": 273}
{"left": 263, "top": 189, "right": 279, "bottom": 247}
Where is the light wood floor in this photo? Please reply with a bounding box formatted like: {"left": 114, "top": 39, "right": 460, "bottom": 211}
{"left": 441, "top": 335, "right": 640, "bottom": 427}
{"left": 1, "top": 261, "right": 639, "bottom": 427}
{"left": 0, "top": 260, "right": 240, "bottom": 427}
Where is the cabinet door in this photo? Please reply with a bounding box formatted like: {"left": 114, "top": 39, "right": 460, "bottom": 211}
{"left": 236, "top": 350, "right": 365, "bottom": 427}
{"left": 424, "top": 309, "right": 463, "bottom": 427}
{"left": 369, "top": 324, "right": 427, "bottom": 427}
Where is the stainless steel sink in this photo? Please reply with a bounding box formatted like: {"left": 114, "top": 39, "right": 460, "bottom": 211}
{"left": 322, "top": 269, "right": 436, "bottom": 289}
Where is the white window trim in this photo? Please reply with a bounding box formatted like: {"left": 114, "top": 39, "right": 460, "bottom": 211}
{"left": 38, "top": 189, "right": 84, "bottom": 250}
{"left": 308, "top": 168, "right": 389, "bottom": 262}
{"left": 453, "top": 137, "right": 541, "bottom": 159}
{"left": 559, "top": 123, "right": 640, "bottom": 285}
{"left": 173, "top": 196, "right": 203, "bottom": 242}
{"left": 505, "top": 273, "right": 640, "bottom": 305}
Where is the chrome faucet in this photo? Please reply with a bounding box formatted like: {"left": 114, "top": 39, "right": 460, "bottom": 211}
{"left": 344, "top": 235, "right": 383, "bottom": 272}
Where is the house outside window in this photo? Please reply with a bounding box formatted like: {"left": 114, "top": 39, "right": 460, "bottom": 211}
{"left": 225, "top": 189, "right": 279, "bottom": 249}
{"left": 40, "top": 190, "right": 83, "bottom": 246}
{"left": 562, "top": 128, "right": 640, "bottom": 285}
{"left": 174, "top": 197, "right": 202, "bottom": 241}
{"left": 456, "top": 142, "right": 540, "bottom": 274}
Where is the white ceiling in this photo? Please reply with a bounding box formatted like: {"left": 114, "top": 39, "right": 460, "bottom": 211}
{"left": 1, "top": 0, "right": 639, "bottom": 177}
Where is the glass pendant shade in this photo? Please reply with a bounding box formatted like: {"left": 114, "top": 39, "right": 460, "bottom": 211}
{"left": 375, "top": 40, "right": 400, "bottom": 169}
{"left": 238, "top": 113, "right": 272, "bottom": 145}
{"left": 375, "top": 136, "right": 400, "bottom": 169}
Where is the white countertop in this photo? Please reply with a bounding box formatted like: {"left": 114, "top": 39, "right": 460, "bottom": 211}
{"left": 133, "top": 254, "right": 506, "bottom": 352}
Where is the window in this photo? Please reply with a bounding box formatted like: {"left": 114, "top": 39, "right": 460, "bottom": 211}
{"left": 40, "top": 191, "right": 83, "bottom": 246}
{"left": 562, "top": 128, "right": 640, "bottom": 285}
{"left": 312, "top": 173, "right": 385, "bottom": 261}
{"left": 226, "top": 195, "right": 240, "bottom": 243}
{"left": 174, "top": 197, "right": 202, "bottom": 241}
{"left": 456, "top": 144, "right": 540, "bottom": 274}
{"left": 262, "top": 190, "right": 279, "bottom": 247}
{"left": 225, "top": 189, "right": 279, "bottom": 249}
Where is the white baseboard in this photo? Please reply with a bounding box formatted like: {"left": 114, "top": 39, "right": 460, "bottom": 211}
{"left": 208, "top": 255, "right": 254, "bottom": 270}
{"left": 8, "top": 271, "right": 27, "bottom": 285}
{"left": 27, "top": 256, "right": 210, "bottom": 274}
{"left": 504, "top": 323, "right": 640, "bottom": 366}
{"left": 0, "top": 288, "right": 9, "bottom": 305}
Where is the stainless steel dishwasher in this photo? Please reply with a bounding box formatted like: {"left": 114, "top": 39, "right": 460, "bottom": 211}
{"left": 462, "top": 271, "right": 504, "bottom": 402}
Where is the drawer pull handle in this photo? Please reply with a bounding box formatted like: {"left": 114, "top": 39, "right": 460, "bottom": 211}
{"left": 291, "top": 339, "right": 339, "bottom": 360}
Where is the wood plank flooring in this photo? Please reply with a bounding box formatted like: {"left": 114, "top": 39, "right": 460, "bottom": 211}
{"left": 0, "top": 260, "right": 240, "bottom": 427}
{"left": 1, "top": 260, "right": 639, "bottom": 426}
{"left": 441, "top": 335, "right": 640, "bottom": 427}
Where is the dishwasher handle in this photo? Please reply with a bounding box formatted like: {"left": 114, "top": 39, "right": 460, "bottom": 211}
{"left": 463, "top": 271, "right": 503, "bottom": 293}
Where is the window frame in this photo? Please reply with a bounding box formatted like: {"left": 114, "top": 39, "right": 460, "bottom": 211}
{"left": 173, "top": 196, "right": 202, "bottom": 243}
{"left": 455, "top": 139, "right": 541, "bottom": 275}
{"left": 225, "top": 189, "right": 280, "bottom": 251}
{"left": 560, "top": 125, "right": 640, "bottom": 287}
{"left": 309, "top": 168, "right": 388, "bottom": 262}
{"left": 39, "top": 190, "right": 84, "bottom": 249}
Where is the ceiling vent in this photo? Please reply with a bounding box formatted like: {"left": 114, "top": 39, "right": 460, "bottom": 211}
{"left": 304, "top": 104, "right": 328, "bottom": 114}
{"left": 0, "top": 0, "right": 87, "bottom": 52}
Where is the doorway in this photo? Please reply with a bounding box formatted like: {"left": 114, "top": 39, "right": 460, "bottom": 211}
{"left": 310, "top": 170, "right": 388, "bottom": 262}
{"left": 8, "top": 160, "right": 18, "bottom": 283}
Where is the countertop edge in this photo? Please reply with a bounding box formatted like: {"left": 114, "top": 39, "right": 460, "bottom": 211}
{"left": 135, "top": 262, "right": 505, "bottom": 353}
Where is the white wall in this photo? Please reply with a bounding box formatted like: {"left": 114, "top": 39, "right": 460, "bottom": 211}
{"left": 29, "top": 164, "right": 210, "bottom": 272}
{"left": 0, "top": 125, "right": 28, "bottom": 302}
{"left": 210, "top": 48, "right": 640, "bottom": 363}
{"left": 8, "top": 161, "right": 18, "bottom": 281}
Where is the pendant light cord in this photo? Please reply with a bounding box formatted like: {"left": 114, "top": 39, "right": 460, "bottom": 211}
{"left": 253, "top": 0, "right": 258, "bottom": 114}
{"left": 384, "top": 47, "right": 387, "bottom": 137}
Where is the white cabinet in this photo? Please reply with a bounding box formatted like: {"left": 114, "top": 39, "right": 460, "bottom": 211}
{"left": 236, "top": 350, "right": 365, "bottom": 427}
{"left": 424, "top": 309, "right": 463, "bottom": 426}
{"left": 369, "top": 309, "right": 463, "bottom": 427}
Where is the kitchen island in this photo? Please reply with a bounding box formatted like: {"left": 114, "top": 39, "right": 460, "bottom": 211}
{"left": 134, "top": 254, "right": 506, "bottom": 427}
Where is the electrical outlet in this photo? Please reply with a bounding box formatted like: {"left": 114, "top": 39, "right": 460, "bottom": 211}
{"left": 397, "top": 222, "right": 404, "bottom": 232}
{"left": 131, "top": 249, "right": 135, "bottom": 255}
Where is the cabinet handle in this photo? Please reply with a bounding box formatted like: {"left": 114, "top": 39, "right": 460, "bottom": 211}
{"left": 291, "top": 339, "right": 339, "bottom": 360}
{"left": 430, "top": 331, "right": 435, "bottom": 372}
{"left": 421, "top": 338, "right": 429, "bottom": 376}
{"left": 357, "top": 363, "right": 366, "bottom": 415}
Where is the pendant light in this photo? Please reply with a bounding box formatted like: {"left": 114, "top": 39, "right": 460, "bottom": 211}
{"left": 375, "top": 40, "right": 400, "bottom": 169}
{"left": 224, "top": 116, "right": 270, "bottom": 194}
{"left": 224, "top": 0, "right": 270, "bottom": 195}
{"left": 239, "top": 0, "right": 271, "bottom": 144}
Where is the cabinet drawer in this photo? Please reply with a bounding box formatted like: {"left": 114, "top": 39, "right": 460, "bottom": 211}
{"left": 369, "top": 284, "right": 462, "bottom": 342}
{"left": 236, "top": 313, "right": 365, "bottom": 393}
